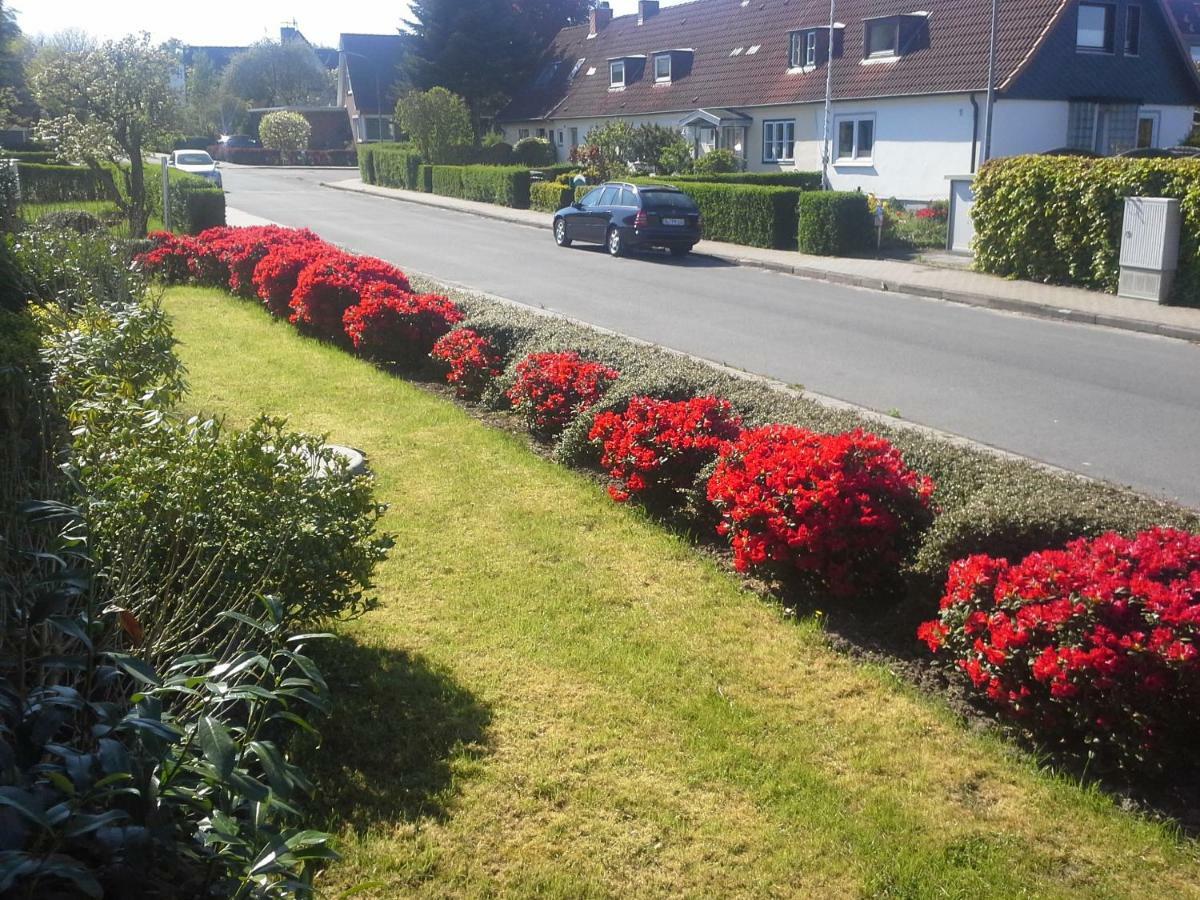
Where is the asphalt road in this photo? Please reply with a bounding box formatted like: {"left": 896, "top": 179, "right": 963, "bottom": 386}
{"left": 219, "top": 167, "right": 1200, "bottom": 508}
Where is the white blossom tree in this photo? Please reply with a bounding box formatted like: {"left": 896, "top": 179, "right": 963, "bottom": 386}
{"left": 31, "top": 33, "right": 179, "bottom": 237}
{"left": 258, "top": 110, "right": 311, "bottom": 158}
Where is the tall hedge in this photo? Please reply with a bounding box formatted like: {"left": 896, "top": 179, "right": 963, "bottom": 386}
{"left": 358, "top": 144, "right": 376, "bottom": 184}
{"left": 16, "top": 163, "right": 112, "bottom": 203}
{"left": 370, "top": 144, "right": 424, "bottom": 190}
{"left": 973, "top": 156, "right": 1200, "bottom": 306}
{"left": 665, "top": 171, "right": 823, "bottom": 190}
{"left": 797, "top": 192, "right": 873, "bottom": 256}
{"left": 429, "top": 165, "right": 531, "bottom": 209}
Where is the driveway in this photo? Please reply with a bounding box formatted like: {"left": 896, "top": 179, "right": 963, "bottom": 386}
{"left": 218, "top": 166, "right": 1200, "bottom": 507}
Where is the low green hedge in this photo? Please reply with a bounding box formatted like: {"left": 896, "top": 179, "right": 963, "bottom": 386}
{"left": 429, "top": 164, "right": 531, "bottom": 209}
{"left": 16, "top": 163, "right": 112, "bottom": 204}
{"left": 358, "top": 144, "right": 376, "bottom": 184}
{"left": 144, "top": 166, "right": 226, "bottom": 234}
{"left": 974, "top": 156, "right": 1200, "bottom": 305}
{"left": 665, "top": 171, "right": 823, "bottom": 189}
{"left": 6, "top": 151, "right": 57, "bottom": 164}
{"left": 796, "top": 192, "right": 872, "bottom": 255}
{"left": 419, "top": 164, "right": 433, "bottom": 193}
{"left": 530, "top": 181, "right": 574, "bottom": 213}
{"left": 370, "top": 143, "right": 424, "bottom": 191}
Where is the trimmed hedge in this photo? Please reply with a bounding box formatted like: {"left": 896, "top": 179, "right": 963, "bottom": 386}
{"left": 530, "top": 181, "right": 574, "bottom": 213}
{"left": 358, "top": 144, "right": 376, "bottom": 184}
{"left": 6, "top": 151, "right": 57, "bottom": 164}
{"left": 16, "top": 163, "right": 112, "bottom": 203}
{"left": 429, "top": 164, "right": 531, "bottom": 209}
{"left": 370, "top": 143, "right": 424, "bottom": 190}
{"left": 210, "top": 146, "right": 356, "bottom": 166}
{"left": 419, "top": 164, "right": 433, "bottom": 193}
{"left": 973, "top": 155, "right": 1200, "bottom": 305}
{"left": 797, "top": 191, "right": 872, "bottom": 256}
{"left": 665, "top": 171, "right": 823, "bottom": 189}
{"left": 145, "top": 166, "right": 226, "bottom": 234}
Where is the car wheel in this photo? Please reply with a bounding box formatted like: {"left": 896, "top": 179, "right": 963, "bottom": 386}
{"left": 669, "top": 245, "right": 691, "bottom": 257}
{"left": 554, "top": 217, "right": 572, "bottom": 247}
{"left": 607, "top": 227, "right": 624, "bottom": 257}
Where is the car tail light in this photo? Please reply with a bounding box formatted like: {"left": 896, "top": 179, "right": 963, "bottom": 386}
{"left": 634, "top": 210, "right": 649, "bottom": 228}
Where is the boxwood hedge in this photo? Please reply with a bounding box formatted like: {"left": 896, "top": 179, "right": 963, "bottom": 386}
{"left": 368, "top": 143, "right": 424, "bottom": 191}
{"left": 429, "top": 164, "right": 532, "bottom": 209}
{"left": 797, "top": 191, "right": 873, "bottom": 256}
{"left": 413, "top": 277, "right": 1198, "bottom": 591}
{"left": 144, "top": 166, "right": 226, "bottom": 234}
{"left": 530, "top": 181, "right": 574, "bottom": 213}
{"left": 664, "top": 171, "right": 822, "bottom": 189}
{"left": 16, "top": 163, "right": 112, "bottom": 204}
{"left": 973, "top": 155, "right": 1200, "bottom": 306}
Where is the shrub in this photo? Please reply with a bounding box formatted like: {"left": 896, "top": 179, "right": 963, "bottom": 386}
{"left": 259, "top": 110, "right": 312, "bottom": 155}
{"left": 16, "top": 162, "right": 112, "bottom": 203}
{"left": 430, "top": 164, "right": 532, "bottom": 208}
{"left": 918, "top": 529, "right": 1200, "bottom": 769}
{"left": 666, "top": 171, "right": 823, "bottom": 189}
{"left": 506, "top": 350, "right": 620, "bottom": 437}
{"left": 797, "top": 191, "right": 872, "bottom": 255}
{"left": 138, "top": 230, "right": 199, "bottom": 283}
{"left": 290, "top": 251, "right": 411, "bottom": 338}
{"left": 973, "top": 155, "right": 1200, "bottom": 304}
{"left": 143, "top": 166, "right": 226, "bottom": 234}
{"left": 513, "top": 136, "right": 556, "bottom": 167}
{"left": 659, "top": 139, "right": 695, "bottom": 175}
{"left": 530, "top": 180, "right": 574, "bottom": 213}
{"left": 479, "top": 134, "right": 515, "bottom": 165}
{"left": 35, "top": 209, "right": 103, "bottom": 234}
{"left": 430, "top": 328, "right": 504, "bottom": 400}
{"left": 395, "top": 87, "right": 474, "bottom": 164}
{"left": 708, "top": 426, "right": 935, "bottom": 597}
{"left": 419, "top": 163, "right": 433, "bottom": 192}
{"left": 218, "top": 225, "right": 323, "bottom": 296}
{"left": 630, "top": 180, "right": 804, "bottom": 249}
{"left": 590, "top": 395, "right": 742, "bottom": 503}
{"left": 253, "top": 240, "right": 331, "bottom": 316}
{"left": 430, "top": 164, "right": 464, "bottom": 198}
{"left": 372, "top": 143, "right": 424, "bottom": 190}
{"left": 693, "top": 149, "right": 741, "bottom": 175}
{"left": 358, "top": 143, "right": 377, "bottom": 183}
{"left": 343, "top": 281, "right": 464, "bottom": 367}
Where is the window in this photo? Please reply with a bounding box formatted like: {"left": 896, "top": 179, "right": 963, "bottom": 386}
{"left": 610, "top": 59, "right": 625, "bottom": 87}
{"left": 762, "top": 120, "right": 795, "bottom": 162}
{"left": 835, "top": 115, "right": 875, "bottom": 162}
{"left": 865, "top": 19, "right": 899, "bottom": 57}
{"left": 518, "top": 128, "right": 530, "bottom": 140}
{"left": 1077, "top": 3, "right": 1115, "bottom": 52}
{"left": 1137, "top": 112, "right": 1159, "bottom": 148}
{"left": 654, "top": 53, "right": 671, "bottom": 82}
{"left": 806, "top": 31, "right": 818, "bottom": 66}
{"left": 569, "top": 127, "right": 578, "bottom": 146}
{"left": 536, "top": 128, "right": 547, "bottom": 138}
{"left": 596, "top": 186, "right": 620, "bottom": 206}
{"left": 557, "top": 130, "right": 565, "bottom": 146}
{"left": 579, "top": 189, "right": 602, "bottom": 209}
{"left": 619, "top": 187, "right": 638, "bottom": 206}
{"left": 1125, "top": 5, "right": 1141, "bottom": 56}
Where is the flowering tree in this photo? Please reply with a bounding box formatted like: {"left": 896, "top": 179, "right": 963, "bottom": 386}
{"left": 258, "top": 110, "right": 312, "bottom": 155}
{"left": 31, "top": 33, "right": 179, "bottom": 238}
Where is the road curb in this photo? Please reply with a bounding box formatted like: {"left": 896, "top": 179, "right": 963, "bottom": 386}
{"left": 320, "top": 180, "right": 1200, "bottom": 345}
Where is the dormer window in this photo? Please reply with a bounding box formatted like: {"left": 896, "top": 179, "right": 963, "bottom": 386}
{"left": 789, "top": 26, "right": 838, "bottom": 69}
{"left": 863, "top": 14, "right": 928, "bottom": 60}
{"left": 865, "top": 18, "right": 900, "bottom": 58}
{"left": 1077, "top": 3, "right": 1115, "bottom": 53}
{"left": 610, "top": 59, "right": 625, "bottom": 87}
{"left": 654, "top": 53, "right": 671, "bottom": 82}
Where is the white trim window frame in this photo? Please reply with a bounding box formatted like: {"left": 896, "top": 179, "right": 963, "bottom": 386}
{"left": 806, "top": 31, "right": 818, "bottom": 66}
{"left": 834, "top": 114, "right": 876, "bottom": 164}
{"left": 865, "top": 19, "right": 899, "bottom": 58}
{"left": 762, "top": 119, "right": 795, "bottom": 163}
{"left": 654, "top": 53, "right": 672, "bottom": 82}
{"left": 1137, "top": 110, "right": 1160, "bottom": 149}
{"left": 610, "top": 59, "right": 626, "bottom": 88}
{"left": 1077, "top": 2, "right": 1116, "bottom": 54}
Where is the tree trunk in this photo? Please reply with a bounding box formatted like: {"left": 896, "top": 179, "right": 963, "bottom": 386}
{"left": 127, "top": 144, "right": 149, "bottom": 238}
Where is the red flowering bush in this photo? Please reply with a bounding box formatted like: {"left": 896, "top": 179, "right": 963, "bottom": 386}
{"left": 505, "top": 351, "right": 620, "bottom": 436}
{"left": 343, "top": 283, "right": 464, "bottom": 367}
{"left": 137, "top": 231, "right": 198, "bottom": 284}
{"left": 430, "top": 328, "right": 503, "bottom": 399}
{"left": 219, "top": 226, "right": 323, "bottom": 297}
{"left": 918, "top": 529, "right": 1200, "bottom": 768}
{"left": 707, "top": 426, "right": 934, "bottom": 596}
{"left": 253, "top": 242, "right": 329, "bottom": 317}
{"left": 187, "top": 226, "right": 237, "bottom": 286}
{"left": 290, "top": 253, "right": 411, "bottom": 339}
{"left": 589, "top": 396, "right": 742, "bottom": 503}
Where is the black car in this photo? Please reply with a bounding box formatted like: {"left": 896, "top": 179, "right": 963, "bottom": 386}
{"left": 553, "top": 182, "right": 702, "bottom": 257}
{"left": 220, "top": 135, "right": 260, "bottom": 149}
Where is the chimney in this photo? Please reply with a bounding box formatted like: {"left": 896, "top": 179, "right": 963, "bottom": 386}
{"left": 638, "top": 1, "right": 660, "bottom": 25}
{"left": 590, "top": 2, "right": 613, "bottom": 36}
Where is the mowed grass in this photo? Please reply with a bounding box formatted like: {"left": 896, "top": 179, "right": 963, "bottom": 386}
{"left": 163, "top": 285, "right": 1200, "bottom": 899}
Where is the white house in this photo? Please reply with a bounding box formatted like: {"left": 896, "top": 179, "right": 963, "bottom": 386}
{"left": 499, "top": 0, "right": 1200, "bottom": 201}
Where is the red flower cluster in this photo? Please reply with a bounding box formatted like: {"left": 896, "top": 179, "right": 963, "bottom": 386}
{"left": 430, "top": 328, "right": 504, "bottom": 400}
{"left": 343, "top": 282, "right": 464, "bottom": 367}
{"left": 590, "top": 396, "right": 742, "bottom": 503}
{"left": 505, "top": 351, "right": 620, "bottom": 436}
{"left": 707, "top": 426, "right": 934, "bottom": 596}
{"left": 221, "top": 226, "right": 322, "bottom": 296}
{"left": 138, "top": 231, "right": 197, "bottom": 284}
{"left": 253, "top": 242, "right": 330, "bottom": 317}
{"left": 918, "top": 529, "right": 1200, "bottom": 767}
{"left": 915, "top": 206, "right": 947, "bottom": 222}
{"left": 290, "top": 252, "right": 411, "bottom": 339}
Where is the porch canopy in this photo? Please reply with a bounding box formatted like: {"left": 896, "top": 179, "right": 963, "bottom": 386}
{"left": 676, "top": 108, "right": 752, "bottom": 129}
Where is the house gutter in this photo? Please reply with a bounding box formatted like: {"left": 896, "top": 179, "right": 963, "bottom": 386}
{"left": 969, "top": 93, "right": 980, "bottom": 173}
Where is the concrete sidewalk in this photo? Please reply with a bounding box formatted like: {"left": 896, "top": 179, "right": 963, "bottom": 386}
{"left": 323, "top": 177, "right": 1200, "bottom": 344}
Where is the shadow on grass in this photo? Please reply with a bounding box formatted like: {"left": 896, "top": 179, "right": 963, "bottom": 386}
{"left": 302, "top": 635, "right": 492, "bottom": 832}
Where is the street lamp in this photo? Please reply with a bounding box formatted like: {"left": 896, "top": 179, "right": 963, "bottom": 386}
{"left": 982, "top": 0, "right": 1000, "bottom": 164}
{"left": 341, "top": 50, "right": 384, "bottom": 142}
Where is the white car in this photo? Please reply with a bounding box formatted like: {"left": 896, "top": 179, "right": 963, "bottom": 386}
{"left": 170, "top": 150, "right": 223, "bottom": 188}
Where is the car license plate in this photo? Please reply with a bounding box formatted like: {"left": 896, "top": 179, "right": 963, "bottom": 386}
{"left": 663, "top": 217, "right": 686, "bottom": 226}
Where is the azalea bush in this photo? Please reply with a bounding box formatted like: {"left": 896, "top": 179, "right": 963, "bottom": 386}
{"left": 343, "top": 282, "right": 464, "bottom": 367}
{"left": 707, "top": 426, "right": 935, "bottom": 596}
{"left": 253, "top": 241, "right": 331, "bottom": 316}
{"left": 918, "top": 529, "right": 1200, "bottom": 769}
{"left": 139, "top": 230, "right": 198, "bottom": 283}
{"left": 290, "top": 252, "right": 411, "bottom": 339}
{"left": 590, "top": 395, "right": 741, "bottom": 503}
{"left": 430, "top": 327, "right": 503, "bottom": 399}
{"left": 219, "top": 225, "right": 322, "bottom": 296}
{"left": 506, "top": 351, "right": 620, "bottom": 437}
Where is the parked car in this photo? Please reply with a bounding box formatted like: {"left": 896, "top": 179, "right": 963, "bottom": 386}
{"left": 170, "top": 149, "right": 223, "bottom": 188}
{"left": 219, "top": 134, "right": 260, "bottom": 149}
{"left": 553, "top": 182, "right": 702, "bottom": 257}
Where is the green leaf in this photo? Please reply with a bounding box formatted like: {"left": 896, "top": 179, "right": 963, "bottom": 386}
{"left": 197, "top": 715, "right": 237, "bottom": 778}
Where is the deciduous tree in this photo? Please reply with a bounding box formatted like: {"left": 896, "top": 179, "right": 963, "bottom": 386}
{"left": 394, "top": 87, "right": 473, "bottom": 164}
{"left": 220, "top": 40, "right": 332, "bottom": 109}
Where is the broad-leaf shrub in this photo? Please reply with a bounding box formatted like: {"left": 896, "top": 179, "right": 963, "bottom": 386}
{"left": 430, "top": 328, "right": 504, "bottom": 399}
{"left": 139, "top": 230, "right": 198, "bottom": 283}
{"left": 918, "top": 529, "right": 1200, "bottom": 769}
{"left": 506, "top": 351, "right": 620, "bottom": 437}
{"left": 218, "top": 225, "right": 322, "bottom": 296}
{"left": 290, "top": 252, "right": 411, "bottom": 338}
{"left": 253, "top": 241, "right": 330, "bottom": 316}
{"left": 343, "top": 282, "right": 464, "bottom": 367}
{"left": 708, "top": 426, "right": 934, "bottom": 596}
{"left": 590, "top": 395, "right": 742, "bottom": 503}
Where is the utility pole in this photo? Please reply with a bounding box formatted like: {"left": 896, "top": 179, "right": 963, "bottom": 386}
{"left": 982, "top": 0, "right": 999, "bottom": 163}
{"left": 820, "top": 0, "right": 837, "bottom": 189}
{"left": 161, "top": 156, "right": 171, "bottom": 233}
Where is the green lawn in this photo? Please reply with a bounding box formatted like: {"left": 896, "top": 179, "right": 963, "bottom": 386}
{"left": 20, "top": 200, "right": 164, "bottom": 235}
{"left": 163, "top": 285, "right": 1200, "bottom": 899}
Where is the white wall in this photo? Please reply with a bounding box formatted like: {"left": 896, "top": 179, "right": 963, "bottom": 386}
{"left": 987, "top": 99, "right": 1069, "bottom": 158}
{"left": 1147, "top": 105, "right": 1195, "bottom": 148}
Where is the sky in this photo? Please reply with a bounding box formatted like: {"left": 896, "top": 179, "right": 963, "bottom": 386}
{"left": 12, "top": 0, "right": 689, "bottom": 48}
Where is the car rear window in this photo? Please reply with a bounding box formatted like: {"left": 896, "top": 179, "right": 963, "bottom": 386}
{"left": 639, "top": 190, "right": 698, "bottom": 212}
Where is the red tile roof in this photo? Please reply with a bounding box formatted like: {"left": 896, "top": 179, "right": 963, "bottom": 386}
{"left": 501, "top": 0, "right": 1074, "bottom": 122}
